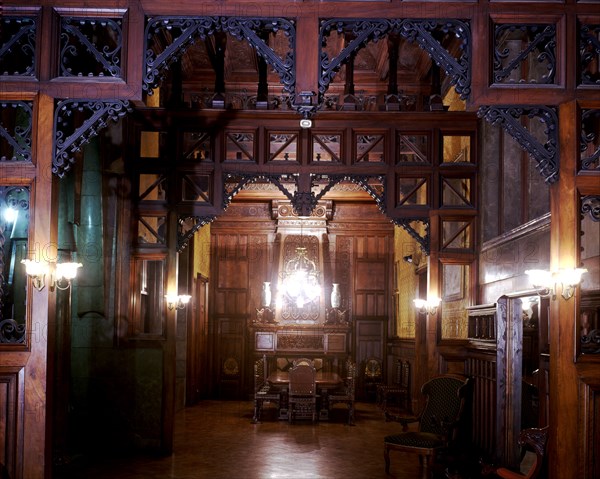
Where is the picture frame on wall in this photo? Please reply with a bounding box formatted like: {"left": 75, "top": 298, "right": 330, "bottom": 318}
{"left": 443, "top": 264, "right": 464, "bottom": 301}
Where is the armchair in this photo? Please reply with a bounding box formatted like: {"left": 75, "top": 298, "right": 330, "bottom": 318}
{"left": 383, "top": 374, "right": 473, "bottom": 478}
{"left": 494, "top": 427, "right": 549, "bottom": 479}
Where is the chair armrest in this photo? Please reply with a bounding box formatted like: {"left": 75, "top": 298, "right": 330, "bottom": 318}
{"left": 496, "top": 467, "right": 525, "bottom": 479}
{"left": 384, "top": 411, "right": 419, "bottom": 431}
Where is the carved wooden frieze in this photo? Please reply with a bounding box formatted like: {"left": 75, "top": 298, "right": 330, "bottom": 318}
{"left": 277, "top": 333, "right": 324, "bottom": 351}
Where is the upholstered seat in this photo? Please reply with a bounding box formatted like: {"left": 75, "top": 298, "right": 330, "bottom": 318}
{"left": 384, "top": 374, "right": 473, "bottom": 478}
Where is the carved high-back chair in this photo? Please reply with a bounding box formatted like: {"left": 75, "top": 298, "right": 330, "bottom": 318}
{"left": 378, "top": 359, "right": 411, "bottom": 414}
{"left": 495, "top": 426, "right": 549, "bottom": 479}
{"left": 328, "top": 360, "right": 356, "bottom": 425}
{"left": 251, "top": 355, "right": 281, "bottom": 423}
{"left": 363, "top": 357, "right": 383, "bottom": 401}
{"left": 384, "top": 374, "right": 473, "bottom": 478}
{"left": 288, "top": 363, "right": 317, "bottom": 423}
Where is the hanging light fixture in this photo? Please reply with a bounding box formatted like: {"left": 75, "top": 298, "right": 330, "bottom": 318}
{"left": 281, "top": 246, "right": 321, "bottom": 308}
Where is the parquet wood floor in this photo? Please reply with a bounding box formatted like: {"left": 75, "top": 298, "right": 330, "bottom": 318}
{"left": 54, "top": 400, "right": 447, "bottom": 479}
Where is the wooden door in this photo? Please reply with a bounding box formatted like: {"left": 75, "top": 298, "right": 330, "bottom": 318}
{"left": 187, "top": 274, "right": 209, "bottom": 405}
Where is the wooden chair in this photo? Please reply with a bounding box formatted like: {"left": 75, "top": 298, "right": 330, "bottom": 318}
{"left": 362, "top": 357, "right": 383, "bottom": 401}
{"left": 251, "top": 355, "right": 281, "bottom": 423}
{"left": 495, "top": 426, "right": 549, "bottom": 479}
{"left": 288, "top": 363, "right": 318, "bottom": 423}
{"left": 378, "top": 359, "right": 411, "bottom": 414}
{"left": 328, "top": 360, "right": 356, "bottom": 425}
{"left": 384, "top": 374, "right": 473, "bottom": 478}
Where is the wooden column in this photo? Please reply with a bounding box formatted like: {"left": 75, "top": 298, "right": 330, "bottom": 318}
{"left": 548, "top": 101, "right": 579, "bottom": 478}
{"left": 33, "top": 93, "right": 59, "bottom": 479}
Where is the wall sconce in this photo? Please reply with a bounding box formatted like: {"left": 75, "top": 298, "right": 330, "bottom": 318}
{"left": 413, "top": 296, "right": 442, "bottom": 315}
{"left": 525, "top": 268, "right": 588, "bottom": 300}
{"left": 22, "top": 259, "right": 82, "bottom": 291}
{"left": 403, "top": 255, "right": 413, "bottom": 263}
{"left": 165, "top": 293, "right": 191, "bottom": 310}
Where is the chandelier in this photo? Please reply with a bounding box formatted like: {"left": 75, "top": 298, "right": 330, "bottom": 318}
{"left": 281, "top": 246, "right": 321, "bottom": 308}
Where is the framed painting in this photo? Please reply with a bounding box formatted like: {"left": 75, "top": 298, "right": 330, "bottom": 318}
{"left": 443, "top": 264, "right": 464, "bottom": 301}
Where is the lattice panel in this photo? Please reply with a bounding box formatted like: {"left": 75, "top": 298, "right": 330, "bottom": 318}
{"left": 355, "top": 134, "right": 385, "bottom": 163}
{"left": 182, "top": 131, "right": 213, "bottom": 162}
{"left": 59, "top": 16, "right": 123, "bottom": 78}
{"left": 493, "top": 23, "right": 556, "bottom": 84}
{"left": 0, "top": 101, "right": 32, "bottom": 162}
{"left": 269, "top": 133, "right": 298, "bottom": 162}
{"left": 0, "top": 16, "right": 36, "bottom": 77}
{"left": 397, "top": 177, "right": 428, "bottom": 207}
{"left": 225, "top": 132, "right": 255, "bottom": 162}
{"left": 581, "top": 109, "right": 600, "bottom": 172}
{"left": 579, "top": 22, "right": 600, "bottom": 86}
{"left": 312, "top": 134, "right": 342, "bottom": 163}
{"left": 397, "top": 133, "right": 429, "bottom": 164}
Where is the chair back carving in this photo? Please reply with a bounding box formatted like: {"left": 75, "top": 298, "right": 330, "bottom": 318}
{"left": 419, "top": 375, "right": 472, "bottom": 438}
{"left": 289, "top": 364, "right": 316, "bottom": 396}
{"left": 292, "top": 357, "right": 314, "bottom": 368}
{"left": 399, "top": 360, "right": 410, "bottom": 388}
{"left": 254, "top": 355, "right": 267, "bottom": 393}
{"left": 364, "top": 357, "right": 383, "bottom": 381}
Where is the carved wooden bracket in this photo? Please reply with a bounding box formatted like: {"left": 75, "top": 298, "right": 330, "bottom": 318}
{"left": 53, "top": 99, "right": 131, "bottom": 177}
{"left": 477, "top": 105, "right": 559, "bottom": 184}
{"left": 177, "top": 215, "right": 216, "bottom": 252}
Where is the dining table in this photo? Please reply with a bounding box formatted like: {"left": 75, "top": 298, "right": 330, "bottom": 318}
{"left": 267, "top": 371, "right": 343, "bottom": 421}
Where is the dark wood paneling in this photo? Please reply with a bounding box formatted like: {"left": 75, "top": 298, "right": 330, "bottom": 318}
{"left": 216, "top": 317, "right": 246, "bottom": 399}
{"left": 0, "top": 367, "right": 24, "bottom": 479}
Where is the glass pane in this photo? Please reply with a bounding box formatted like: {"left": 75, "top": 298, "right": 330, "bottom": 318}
{"left": 139, "top": 131, "right": 165, "bottom": 158}
{"left": 312, "top": 134, "right": 341, "bottom": 162}
{"left": 397, "top": 177, "right": 428, "bottom": 206}
{"left": 442, "top": 178, "right": 472, "bottom": 207}
{"left": 137, "top": 216, "right": 166, "bottom": 244}
{"left": 356, "top": 134, "right": 384, "bottom": 163}
{"left": 182, "top": 131, "right": 212, "bottom": 162}
{"left": 137, "top": 259, "right": 164, "bottom": 335}
{"left": 397, "top": 133, "right": 429, "bottom": 164}
{"left": 442, "top": 220, "right": 472, "bottom": 249}
{"left": 138, "top": 174, "right": 167, "bottom": 201}
{"left": 442, "top": 135, "right": 471, "bottom": 163}
{"left": 0, "top": 186, "right": 29, "bottom": 344}
{"left": 269, "top": 133, "right": 298, "bottom": 162}
{"left": 225, "top": 132, "right": 255, "bottom": 162}
{"left": 181, "top": 174, "right": 211, "bottom": 203}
